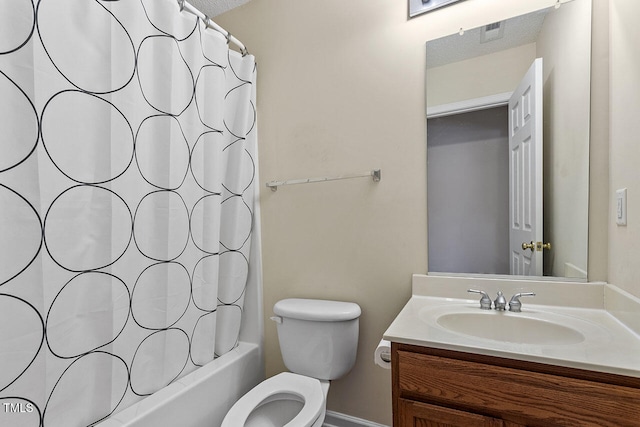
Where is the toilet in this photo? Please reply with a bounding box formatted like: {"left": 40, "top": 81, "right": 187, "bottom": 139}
{"left": 221, "top": 298, "right": 361, "bottom": 427}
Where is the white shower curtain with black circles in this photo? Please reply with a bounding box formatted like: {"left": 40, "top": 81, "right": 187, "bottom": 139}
{"left": 0, "top": 0, "right": 258, "bottom": 425}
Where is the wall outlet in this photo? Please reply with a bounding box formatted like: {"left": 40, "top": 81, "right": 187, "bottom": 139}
{"left": 616, "top": 188, "right": 627, "bottom": 226}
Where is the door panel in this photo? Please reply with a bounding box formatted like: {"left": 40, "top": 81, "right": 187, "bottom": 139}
{"left": 509, "top": 58, "right": 543, "bottom": 276}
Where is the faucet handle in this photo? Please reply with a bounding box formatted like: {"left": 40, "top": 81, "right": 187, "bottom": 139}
{"left": 508, "top": 292, "right": 536, "bottom": 312}
{"left": 467, "top": 289, "right": 492, "bottom": 310}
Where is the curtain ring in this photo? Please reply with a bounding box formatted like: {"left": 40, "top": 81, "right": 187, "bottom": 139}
{"left": 225, "top": 31, "right": 232, "bottom": 44}
{"left": 177, "top": 0, "right": 185, "bottom": 12}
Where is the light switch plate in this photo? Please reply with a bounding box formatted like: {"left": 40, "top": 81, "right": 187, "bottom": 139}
{"left": 616, "top": 188, "right": 627, "bottom": 226}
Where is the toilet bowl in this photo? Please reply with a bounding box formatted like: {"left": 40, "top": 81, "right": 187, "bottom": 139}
{"left": 221, "top": 299, "right": 360, "bottom": 427}
{"left": 221, "top": 372, "right": 328, "bottom": 427}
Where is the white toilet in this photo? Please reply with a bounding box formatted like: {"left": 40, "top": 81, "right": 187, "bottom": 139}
{"left": 221, "top": 298, "right": 361, "bottom": 427}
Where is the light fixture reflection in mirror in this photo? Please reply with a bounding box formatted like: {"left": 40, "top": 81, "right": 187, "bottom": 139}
{"left": 425, "top": 0, "right": 591, "bottom": 280}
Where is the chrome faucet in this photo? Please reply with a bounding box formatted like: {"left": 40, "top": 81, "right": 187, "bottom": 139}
{"left": 508, "top": 292, "right": 536, "bottom": 312}
{"left": 494, "top": 291, "right": 507, "bottom": 311}
{"left": 467, "top": 289, "right": 492, "bottom": 310}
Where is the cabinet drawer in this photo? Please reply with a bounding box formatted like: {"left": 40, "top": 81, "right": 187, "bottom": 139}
{"left": 399, "top": 398, "right": 506, "bottom": 427}
{"left": 397, "top": 350, "right": 640, "bottom": 426}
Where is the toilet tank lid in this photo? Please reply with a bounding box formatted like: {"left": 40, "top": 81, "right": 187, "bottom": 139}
{"left": 273, "top": 298, "right": 361, "bottom": 321}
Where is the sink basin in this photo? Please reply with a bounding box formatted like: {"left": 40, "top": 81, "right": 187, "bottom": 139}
{"left": 383, "top": 280, "right": 640, "bottom": 378}
{"left": 435, "top": 312, "right": 585, "bottom": 345}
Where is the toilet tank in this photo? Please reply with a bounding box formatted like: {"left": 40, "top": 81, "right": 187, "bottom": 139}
{"left": 272, "top": 299, "right": 361, "bottom": 381}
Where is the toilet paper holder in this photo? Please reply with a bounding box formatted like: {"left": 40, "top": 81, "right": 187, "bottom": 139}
{"left": 374, "top": 339, "right": 392, "bottom": 369}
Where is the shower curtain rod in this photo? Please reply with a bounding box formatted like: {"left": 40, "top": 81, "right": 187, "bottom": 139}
{"left": 177, "top": 0, "right": 249, "bottom": 56}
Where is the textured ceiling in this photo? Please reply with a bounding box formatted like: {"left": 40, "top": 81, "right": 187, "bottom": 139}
{"left": 189, "top": 0, "right": 253, "bottom": 17}
{"left": 426, "top": 7, "right": 550, "bottom": 69}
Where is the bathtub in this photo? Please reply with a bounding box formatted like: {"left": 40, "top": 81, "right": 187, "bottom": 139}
{"left": 97, "top": 342, "right": 262, "bottom": 427}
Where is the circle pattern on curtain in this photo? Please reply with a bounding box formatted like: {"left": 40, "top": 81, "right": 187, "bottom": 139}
{"left": 0, "top": 0, "right": 257, "bottom": 425}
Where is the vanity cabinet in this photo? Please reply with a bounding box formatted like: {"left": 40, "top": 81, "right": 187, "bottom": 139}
{"left": 392, "top": 343, "right": 640, "bottom": 427}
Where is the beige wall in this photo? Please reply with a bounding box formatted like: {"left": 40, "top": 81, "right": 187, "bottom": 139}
{"left": 609, "top": 0, "right": 640, "bottom": 298}
{"left": 216, "top": 0, "right": 610, "bottom": 424}
{"left": 426, "top": 43, "right": 536, "bottom": 107}
{"left": 588, "top": 0, "right": 610, "bottom": 283}
{"left": 536, "top": 0, "right": 591, "bottom": 277}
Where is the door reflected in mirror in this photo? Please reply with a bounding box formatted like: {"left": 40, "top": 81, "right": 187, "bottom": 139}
{"left": 426, "top": 0, "right": 591, "bottom": 280}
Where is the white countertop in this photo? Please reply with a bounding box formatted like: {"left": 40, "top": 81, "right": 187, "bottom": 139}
{"left": 383, "top": 275, "right": 640, "bottom": 378}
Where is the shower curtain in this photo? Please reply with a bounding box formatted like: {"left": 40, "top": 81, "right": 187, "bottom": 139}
{"left": 0, "top": 0, "right": 257, "bottom": 425}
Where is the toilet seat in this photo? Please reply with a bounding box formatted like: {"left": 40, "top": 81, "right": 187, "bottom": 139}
{"left": 222, "top": 372, "right": 325, "bottom": 427}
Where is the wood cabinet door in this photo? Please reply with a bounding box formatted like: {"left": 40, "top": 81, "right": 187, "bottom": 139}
{"left": 398, "top": 399, "right": 506, "bottom": 427}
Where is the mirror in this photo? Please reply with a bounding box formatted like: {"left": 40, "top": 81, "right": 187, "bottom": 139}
{"left": 426, "top": 0, "right": 591, "bottom": 280}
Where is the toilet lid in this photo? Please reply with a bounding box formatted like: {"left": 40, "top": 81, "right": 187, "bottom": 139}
{"left": 222, "top": 372, "right": 324, "bottom": 427}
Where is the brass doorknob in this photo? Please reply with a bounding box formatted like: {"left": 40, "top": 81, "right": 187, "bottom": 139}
{"left": 522, "top": 241, "right": 535, "bottom": 251}
{"left": 522, "top": 241, "right": 552, "bottom": 251}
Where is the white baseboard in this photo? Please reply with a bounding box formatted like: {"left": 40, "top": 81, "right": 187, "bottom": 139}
{"left": 323, "top": 410, "right": 390, "bottom": 427}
